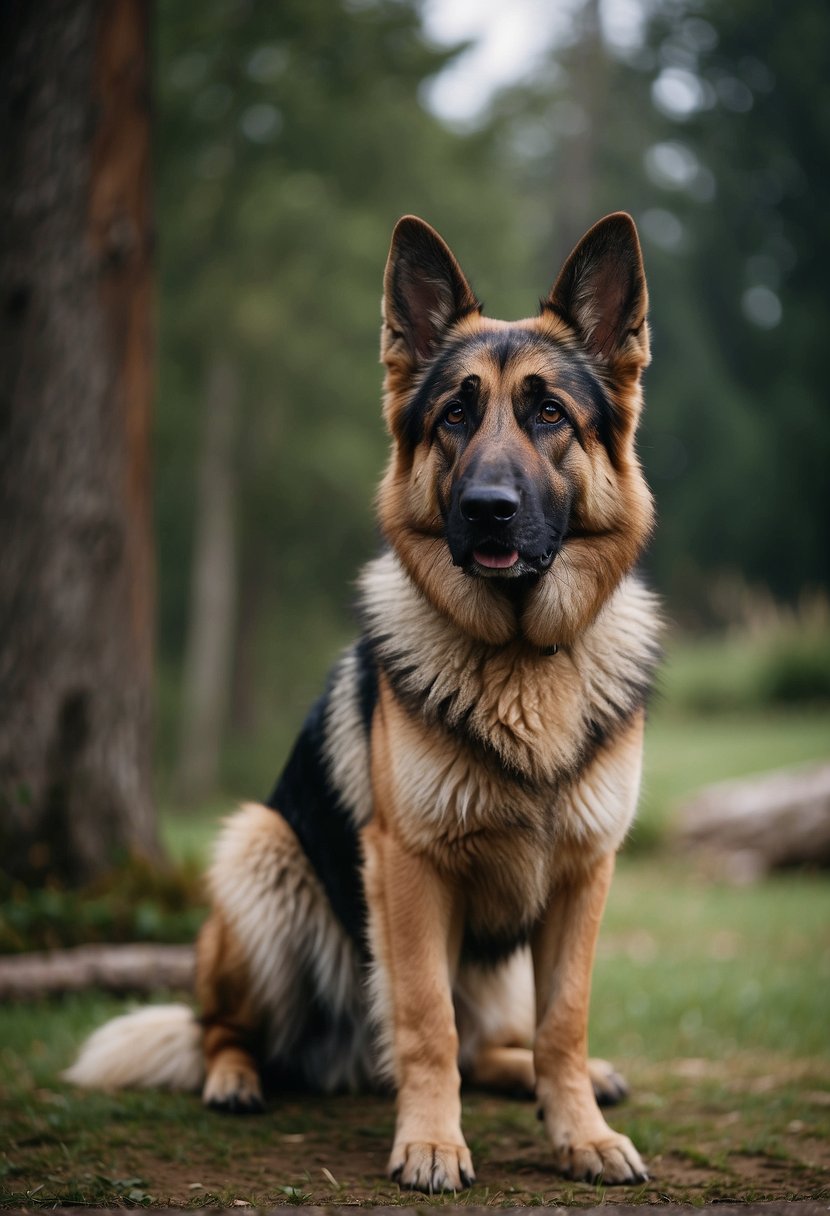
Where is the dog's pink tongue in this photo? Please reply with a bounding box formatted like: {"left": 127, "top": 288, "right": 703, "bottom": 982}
{"left": 475, "top": 548, "right": 519, "bottom": 569}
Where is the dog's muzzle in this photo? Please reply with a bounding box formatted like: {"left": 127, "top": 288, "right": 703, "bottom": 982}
{"left": 447, "top": 478, "right": 561, "bottom": 578}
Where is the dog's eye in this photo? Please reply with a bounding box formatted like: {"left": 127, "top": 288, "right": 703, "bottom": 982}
{"left": 539, "top": 399, "right": 565, "bottom": 425}
{"left": 444, "top": 401, "right": 465, "bottom": 426}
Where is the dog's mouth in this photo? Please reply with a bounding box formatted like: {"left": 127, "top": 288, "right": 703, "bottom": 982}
{"left": 467, "top": 541, "right": 557, "bottom": 579}
{"left": 473, "top": 542, "right": 520, "bottom": 571}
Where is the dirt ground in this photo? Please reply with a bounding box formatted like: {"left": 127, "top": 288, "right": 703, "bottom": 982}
{"left": 7, "top": 1067, "right": 825, "bottom": 1209}
{"left": 2, "top": 1033, "right": 828, "bottom": 1208}
{"left": 115, "top": 1099, "right": 828, "bottom": 1208}
{"left": 115, "top": 1112, "right": 829, "bottom": 1209}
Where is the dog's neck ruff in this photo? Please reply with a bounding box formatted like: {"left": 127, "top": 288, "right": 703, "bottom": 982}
{"left": 359, "top": 551, "right": 661, "bottom": 787}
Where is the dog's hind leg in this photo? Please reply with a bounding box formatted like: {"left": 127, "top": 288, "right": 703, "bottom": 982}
{"left": 196, "top": 908, "right": 265, "bottom": 1112}
{"left": 465, "top": 1046, "right": 626, "bottom": 1105}
{"left": 199, "top": 802, "right": 367, "bottom": 1108}
{"left": 198, "top": 803, "right": 317, "bottom": 1110}
{"left": 455, "top": 949, "right": 628, "bottom": 1105}
{"left": 456, "top": 950, "right": 535, "bottom": 1096}
{"left": 588, "top": 1058, "right": 629, "bottom": 1107}
{"left": 465, "top": 1044, "right": 535, "bottom": 1094}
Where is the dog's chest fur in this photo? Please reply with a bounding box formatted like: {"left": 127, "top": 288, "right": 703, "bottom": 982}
{"left": 268, "top": 552, "right": 659, "bottom": 963}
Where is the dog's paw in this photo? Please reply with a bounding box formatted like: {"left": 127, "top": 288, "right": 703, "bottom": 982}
{"left": 202, "top": 1061, "right": 264, "bottom": 1114}
{"left": 389, "top": 1141, "right": 475, "bottom": 1193}
{"left": 588, "top": 1057, "right": 629, "bottom": 1107}
{"left": 555, "top": 1130, "right": 647, "bottom": 1185}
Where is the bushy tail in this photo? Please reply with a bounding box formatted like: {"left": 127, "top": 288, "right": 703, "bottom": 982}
{"left": 63, "top": 1003, "right": 204, "bottom": 1093}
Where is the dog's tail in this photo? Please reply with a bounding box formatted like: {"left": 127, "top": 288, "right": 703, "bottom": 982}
{"left": 63, "top": 1003, "right": 204, "bottom": 1093}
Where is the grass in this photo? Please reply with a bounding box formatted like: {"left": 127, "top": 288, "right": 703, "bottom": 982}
{"left": 594, "top": 861, "right": 830, "bottom": 1061}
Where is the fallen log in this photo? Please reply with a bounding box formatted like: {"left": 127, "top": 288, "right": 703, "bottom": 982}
{"left": 675, "top": 761, "right": 830, "bottom": 882}
{"left": 0, "top": 942, "right": 195, "bottom": 1001}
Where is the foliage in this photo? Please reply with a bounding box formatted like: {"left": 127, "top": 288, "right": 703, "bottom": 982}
{"left": 659, "top": 617, "right": 830, "bottom": 716}
{"left": 650, "top": 0, "right": 830, "bottom": 601}
{"left": 0, "top": 859, "right": 205, "bottom": 954}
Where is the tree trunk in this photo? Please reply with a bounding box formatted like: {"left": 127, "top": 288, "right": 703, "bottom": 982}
{"left": 0, "top": 0, "right": 158, "bottom": 885}
{"left": 175, "top": 355, "right": 239, "bottom": 803}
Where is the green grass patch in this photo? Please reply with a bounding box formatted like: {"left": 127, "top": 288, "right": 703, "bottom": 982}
{"left": 593, "top": 860, "right": 830, "bottom": 1061}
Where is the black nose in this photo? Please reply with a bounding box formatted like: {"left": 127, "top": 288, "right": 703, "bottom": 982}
{"left": 459, "top": 484, "right": 520, "bottom": 525}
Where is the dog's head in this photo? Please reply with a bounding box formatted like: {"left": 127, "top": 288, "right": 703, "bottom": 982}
{"left": 377, "top": 214, "right": 654, "bottom": 649}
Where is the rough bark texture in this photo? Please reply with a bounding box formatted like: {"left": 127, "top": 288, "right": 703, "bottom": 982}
{"left": 0, "top": 0, "right": 158, "bottom": 885}
{"left": 676, "top": 763, "right": 830, "bottom": 882}
{"left": 175, "top": 355, "right": 239, "bottom": 803}
{"left": 0, "top": 943, "right": 194, "bottom": 1001}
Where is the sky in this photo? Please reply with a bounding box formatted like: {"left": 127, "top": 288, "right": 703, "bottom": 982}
{"left": 421, "top": 0, "right": 646, "bottom": 124}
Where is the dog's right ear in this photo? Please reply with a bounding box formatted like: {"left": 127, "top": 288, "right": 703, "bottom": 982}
{"left": 382, "top": 216, "right": 480, "bottom": 374}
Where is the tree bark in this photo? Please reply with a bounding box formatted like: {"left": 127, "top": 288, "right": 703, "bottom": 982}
{"left": 0, "top": 0, "right": 158, "bottom": 885}
{"left": 175, "top": 354, "right": 239, "bottom": 803}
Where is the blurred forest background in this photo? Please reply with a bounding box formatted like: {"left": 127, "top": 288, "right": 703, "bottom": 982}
{"left": 153, "top": 0, "right": 830, "bottom": 808}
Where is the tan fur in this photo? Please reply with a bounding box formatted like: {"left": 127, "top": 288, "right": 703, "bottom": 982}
{"left": 365, "top": 673, "right": 648, "bottom": 1186}
{"left": 359, "top": 551, "right": 657, "bottom": 793}
{"left": 68, "top": 214, "right": 659, "bottom": 1193}
{"left": 532, "top": 850, "right": 644, "bottom": 1182}
{"left": 364, "top": 214, "right": 656, "bottom": 1188}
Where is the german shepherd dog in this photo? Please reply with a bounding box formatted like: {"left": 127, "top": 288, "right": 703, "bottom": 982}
{"left": 68, "top": 213, "right": 660, "bottom": 1191}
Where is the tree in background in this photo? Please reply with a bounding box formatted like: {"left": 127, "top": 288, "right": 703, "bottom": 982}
{"left": 0, "top": 0, "right": 158, "bottom": 884}
{"left": 642, "top": 0, "right": 830, "bottom": 602}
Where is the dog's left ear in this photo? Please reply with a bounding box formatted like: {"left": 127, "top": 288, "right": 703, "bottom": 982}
{"left": 382, "top": 216, "right": 480, "bottom": 370}
{"left": 544, "top": 212, "right": 649, "bottom": 376}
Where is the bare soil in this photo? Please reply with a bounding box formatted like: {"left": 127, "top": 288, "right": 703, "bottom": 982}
{"left": 5, "top": 1057, "right": 826, "bottom": 1208}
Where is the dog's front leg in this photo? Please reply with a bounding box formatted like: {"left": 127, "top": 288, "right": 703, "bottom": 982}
{"left": 532, "top": 852, "right": 647, "bottom": 1184}
{"left": 363, "top": 819, "right": 472, "bottom": 1193}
